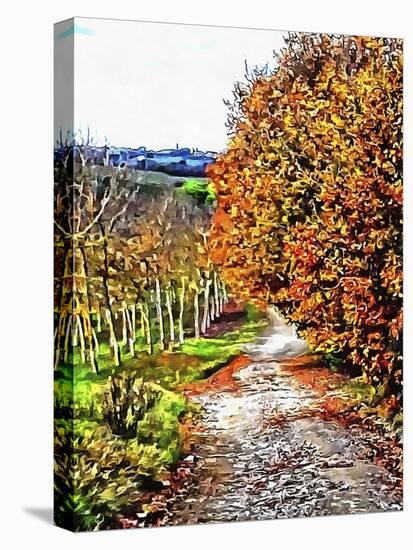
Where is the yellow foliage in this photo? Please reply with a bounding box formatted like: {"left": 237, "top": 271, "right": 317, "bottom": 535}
{"left": 207, "top": 33, "right": 403, "bottom": 393}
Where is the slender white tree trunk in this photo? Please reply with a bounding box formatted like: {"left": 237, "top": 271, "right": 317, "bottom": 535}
{"left": 155, "top": 278, "right": 165, "bottom": 351}
{"left": 77, "top": 315, "right": 86, "bottom": 364}
{"left": 92, "top": 327, "right": 100, "bottom": 356}
{"left": 82, "top": 315, "right": 97, "bottom": 373}
{"left": 222, "top": 282, "right": 228, "bottom": 304}
{"left": 53, "top": 325, "right": 60, "bottom": 369}
{"left": 178, "top": 277, "right": 185, "bottom": 344}
{"left": 210, "top": 294, "right": 215, "bottom": 321}
{"left": 63, "top": 316, "right": 72, "bottom": 363}
{"left": 96, "top": 310, "right": 102, "bottom": 333}
{"left": 121, "top": 305, "right": 128, "bottom": 347}
{"left": 165, "top": 288, "right": 175, "bottom": 348}
{"left": 213, "top": 271, "right": 220, "bottom": 318}
{"left": 72, "top": 315, "right": 79, "bottom": 346}
{"left": 130, "top": 305, "right": 136, "bottom": 338}
{"left": 144, "top": 303, "right": 152, "bottom": 353}
{"left": 201, "top": 277, "right": 211, "bottom": 334}
{"left": 138, "top": 303, "right": 145, "bottom": 337}
{"left": 194, "top": 290, "right": 200, "bottom": 339}
{"left": 138, "top": 302, "right": 152, "bottom": 354}
{"left": 218, "top": 288, "right": 223, "bottom": 315}
{"left": 125, "top": 306, "right": 135, "bottom": 357}
{"left": 105, "top": 309, "right": 120, "bottom": 366}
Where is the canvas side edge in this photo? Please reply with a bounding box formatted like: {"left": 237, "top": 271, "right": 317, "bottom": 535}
{"left": 53, "top": 18, "right": 76, "bottom": 533}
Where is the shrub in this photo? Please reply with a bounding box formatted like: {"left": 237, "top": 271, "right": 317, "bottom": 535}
{"left": 54, "top": 387, "right": 188, "bottom": 530}
{"left": 103, "top": 374, "right": 157, "bottom": 437}
{"left": 182, "top": 178, "right": 216, "bottom": 205}
{"left": 54, "top": 420, "right": 146, "bottom": 531}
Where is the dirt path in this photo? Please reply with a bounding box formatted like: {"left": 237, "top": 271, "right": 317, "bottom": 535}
{"left": 169, "top": 313, "right": 402, "bottom": 524}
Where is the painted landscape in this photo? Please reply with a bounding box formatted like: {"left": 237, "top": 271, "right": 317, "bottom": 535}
{"left": 54, "top": 22, "right": 403, "bottom": 531}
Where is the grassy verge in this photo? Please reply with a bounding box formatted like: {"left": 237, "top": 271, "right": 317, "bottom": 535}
{"left": 54, "top": 315, "right": 266, "bottom": 530}
{"left": 55, "top": 318, "right": 266, "bottom": 413}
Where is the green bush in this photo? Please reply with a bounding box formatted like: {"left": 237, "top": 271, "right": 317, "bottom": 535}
{"left": 182, "top": 178, "right": 216, "bottom": 205}
{"left": 54, "top": 386, "right": 189, "bottom": 531}
{"left": 137, "top": 389, "right": 187, "bottom": 475}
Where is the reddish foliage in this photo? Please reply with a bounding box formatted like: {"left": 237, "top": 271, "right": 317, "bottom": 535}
{"left": 179, "top": 354, "right": 251, "bottom": 396}
{"left": 207, "top": 33, "right": 403, "bottom": 396}
{"left": 280, "top": 356, "right": 348, "bottom": 394}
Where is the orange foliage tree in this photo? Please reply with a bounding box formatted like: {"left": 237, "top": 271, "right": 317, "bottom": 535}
{"left": 207, "top": 33, "right": 403, "bottom": 394}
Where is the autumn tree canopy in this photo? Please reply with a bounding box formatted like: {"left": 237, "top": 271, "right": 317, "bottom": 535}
{"left": 207, "top": 33, "right": 403, "bottom": 393}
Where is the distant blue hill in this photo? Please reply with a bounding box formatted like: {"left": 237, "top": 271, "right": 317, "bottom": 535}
{"left": 54, "top": 145, "right": 217, "bottom": 177}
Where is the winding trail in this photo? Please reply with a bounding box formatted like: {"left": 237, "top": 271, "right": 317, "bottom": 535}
{"left": 169, "top": 311, "right": 402, "bottom": 524}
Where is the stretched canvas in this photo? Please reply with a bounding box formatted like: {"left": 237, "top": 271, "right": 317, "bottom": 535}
{"left": 54, "top": 18, "right": 403, "bottom": 531}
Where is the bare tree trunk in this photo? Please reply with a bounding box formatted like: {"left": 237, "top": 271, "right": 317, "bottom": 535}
{"left": 92, "top": 327, "right": 100, "bottom": 356}
{"left": 137, "top": 302, "right": 145, "bottom": 338}
{"left": 125, "top": 305, "right": 135, "bottom": 357}
{"left": 80, "top": 313, "right": 97, "bottom": 372}
{"left": 142, "top": 302, "right": 153, "bottom": 354}
{"left": 178, "top": 277, "right": 185, "bottom": 344}
{"left": 96, "top": 309, "right": 102, "bottom": 333}
{"left": 54, "top": 243, "right": 73, "bottom": 370}
{"left": 165, "top": 288, "right": 175, "bottom": 349}
{"left": 77, "top": 315, "right": 86, "bottom": 364}
{"left": 210, "top": 294, "right": 215, "bottom": 321}
{"left": 218, "top": 281, "right": 224, "bottom": 315}
{"left": 201, "top": 276, "right": 211, "bottom": 334}
{"left": 121, "top": 305, "right": 128, "bottom": 347}
{"left": 54, "top": 313, "right": 62, "bottom": 370}
{"left": 130, "top": 305, "right": 136, "bottom": 338}
{"left": 105, "top": 309, "right": 120, "bottom": 366}
{"left": 78, "top": 246, "right": 97, "bottom": 373}
{"left": 55, "top": 313, "right": 68, "bottom": 369}
{"left": 100, "top": 223, "right": 120, "bottom": 366}
{"left": 194, "top": 290, "right": 200, "bottom": 339}
{"left": 72, "top": 315, "right": 79, "bottom": 346}
{"left": 213, "top": 271, "right": 220, "bottom": 318}
{"left": 155, "top": 278, "right": 165, "bottom": 351}
{"left": 53, "top": 326, "right": 58, "bottom": 365}
{"left": 63, "top": 315, "right": 73, "bottom": 362}
{"left": 222, "top": 282, "right": 228, "bottom": 305}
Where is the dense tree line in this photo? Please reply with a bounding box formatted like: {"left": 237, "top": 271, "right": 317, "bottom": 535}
{"left": 54, "top": 146, "right": 227, "bottom": 371}
{"left": 207, "top": 33, "right": 403, "bottom": 396}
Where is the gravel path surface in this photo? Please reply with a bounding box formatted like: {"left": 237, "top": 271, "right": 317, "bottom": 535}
{"left": 169, "top": 316, "right": 402, "bottom": 524}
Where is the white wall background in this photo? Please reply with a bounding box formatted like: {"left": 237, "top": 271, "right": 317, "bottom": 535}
{"left": 0, "top": 1, "right": 411, "bottom": 549}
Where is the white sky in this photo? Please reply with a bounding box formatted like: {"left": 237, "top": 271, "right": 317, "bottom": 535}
{"left": 69, "top": 18, "right": 286, "bottom": 152}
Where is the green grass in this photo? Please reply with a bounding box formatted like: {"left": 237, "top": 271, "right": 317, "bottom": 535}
{"left": 180, "top": 319, "right": 266, "bottom": 367}
{"left": 54, "top": 382, "right": 197, "bottom": 530}
{"left": 54, "top": 315, "right": 267, "bottom": 530}
{"left": 178, "top": 178, "right": 216, "bottom": 205}
{"left": 55, "top": 316, "right": 268, "bottom": 422}
{"left": 55, "top": 317, "right": 267, "bottom": 412}
{"left": 136, "top": 389, "right": 188, "bottom": 472}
